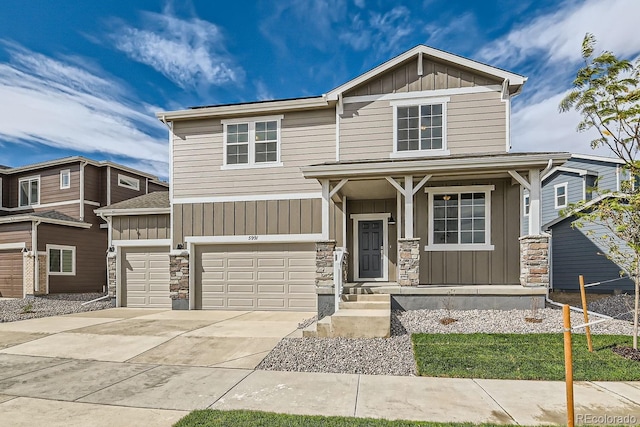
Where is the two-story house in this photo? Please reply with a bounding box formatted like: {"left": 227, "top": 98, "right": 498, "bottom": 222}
{"left": 0, "top": 157, "right": 167, "bottom": 298}
{"left": 103, "top": 45, "right": 571, "bottom": 313}
{"left": 528, "top": 154, "right": 635, "bottom": 292}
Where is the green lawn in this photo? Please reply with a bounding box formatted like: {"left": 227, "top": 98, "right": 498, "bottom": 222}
{"left": 173, "top": 410, "right": 521, "bottom": 427}
{"left": 412, "top": 333, "right": 640, "bottom": 380}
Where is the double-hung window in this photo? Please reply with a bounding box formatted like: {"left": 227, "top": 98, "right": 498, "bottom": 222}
{"left": 48, "top": 245, "right": 75, "bottom": 275}
{"left": 19, "top": 176, "right": 40, "bottom": 207}
{"left": 523, "top": 193, "right": 530, "bottom": 216}
{"left": 60, "top": 169, "right": 71, "bottom": 189}
{"left": 222, "top": 115, "right": 283, "bottom": 168}
{"left": 554, "top": 183, "right": 568, "bottom": 209}
{"left": 425, "top": 185, "right": 495, "bottom": 251}
{"left": 391, "top": 97, "right": 449, "bottom": 158}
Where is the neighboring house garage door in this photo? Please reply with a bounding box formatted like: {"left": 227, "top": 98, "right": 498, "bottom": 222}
{"left": 0, "top": 250, "right": 23, "bottom": 298}
{"left": 121, "top": 247, "right": 171, "bottom": 308}
{"left": 196, "top": 243, "right": 316, "bottom": 311}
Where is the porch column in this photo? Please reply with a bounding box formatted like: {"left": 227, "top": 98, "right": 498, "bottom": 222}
{"left": 528, "top": 169, "right": 542, "bottom": 234}
{"left": 321, "top": 180, "right": 330, "bottom": 240}
{"left": 404, "top": 175, "right": 413, "bottom": 239}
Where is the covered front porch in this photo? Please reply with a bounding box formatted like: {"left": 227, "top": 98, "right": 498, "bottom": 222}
{"left": 303, "top": 152, "right": 570, "bottom": 312}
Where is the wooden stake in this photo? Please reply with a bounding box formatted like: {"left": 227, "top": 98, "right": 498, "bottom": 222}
{"left": 579, "top": 275, "right": 593, "bottom": 352}
{"left": 563, "top": 304, "right": 575, "bottom": 427}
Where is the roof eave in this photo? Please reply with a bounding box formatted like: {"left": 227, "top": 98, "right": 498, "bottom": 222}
{"left": 0, "top": 216, "right": 92, "bottom": 229}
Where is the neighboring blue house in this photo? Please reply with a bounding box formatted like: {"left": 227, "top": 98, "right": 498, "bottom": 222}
{"left": 527, "top": 154, "right": 634, "bottom": 292}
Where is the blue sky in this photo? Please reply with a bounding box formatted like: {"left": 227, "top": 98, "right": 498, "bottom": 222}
{"left": 0, "top": 0, "right": 639, "bottom": 179}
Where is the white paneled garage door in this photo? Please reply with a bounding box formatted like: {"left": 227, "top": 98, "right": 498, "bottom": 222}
{"left": 122, "top": 247, "right": 171, "bottom": 308}
{"left": 196, "top": 243, "right": 316, "bottom": 311}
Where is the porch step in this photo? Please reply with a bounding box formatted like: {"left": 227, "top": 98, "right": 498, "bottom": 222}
{"left": 309, "top": 294, "right": 390, "bottom": 338}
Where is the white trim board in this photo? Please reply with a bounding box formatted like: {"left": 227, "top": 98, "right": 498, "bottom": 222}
{"left": 185, "top": 234, "right": 323, "bottom": 244}
{"left": 344, "top": 86, "right": 496, "bottom": 104}
{"left": 173, "top": 192, "right": 322, "bottom": 204}
{"left": 0, "top": 199, "right": 100, "bottom": 212}
{"left": 350, "top": 213, "right": 390, "bottom": 282}
{"left": 112, "top": 239, "right": 171, "bottom": 247}
{"left": 0, "top": 242, "right": 26, "bottom": 250}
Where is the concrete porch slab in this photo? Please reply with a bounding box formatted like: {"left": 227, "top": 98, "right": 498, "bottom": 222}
{"left": 212, "top": 370, "right": 359, "bottom": 417}
{"left": 184, "top": 321, "right": 299, "bottom": 338}
{"left": 0, "top": 354, "right": 70, "bottom": 381}
{"left": 129, "top": 336, "right": 281, "bottom": 369}
{"left": 79, "top": 365, "right": 251, "bottom": 411}
{"left": 0, "top": 316, "right": 119, "bottom": 334}
{"left": 67, "top": 318, "right": 214, "bottom": 338}
{"left": 0, "top": 332, "right": 171, "bottom": 362}
{"left": 0, "top": 360, "right": 154, "bottom": 401}
{"left": 475, "top": 379, "right": 640, "bottom": 425}
{"left": 0, "top": 397, "right": 187, "bottom": 427}
{"left": 355, "top": 375, "right": 514, "bottom": 424}
{"left": 0, "top": 331, "right": 49, "bottom": 350}
{"left": 63, "top": 308, "right": 167, "bottom": 319}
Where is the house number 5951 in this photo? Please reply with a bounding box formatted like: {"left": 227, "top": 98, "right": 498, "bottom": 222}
{"left": 248, "top": 235, "right": 259, "bottom": 240}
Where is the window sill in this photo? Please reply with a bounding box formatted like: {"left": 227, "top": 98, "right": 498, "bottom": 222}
{"left": 424, "top": 244, "right": 495, "bottom": 252}
{"left": 18, "top": 204, "right": 39, "bottom": 208}
{"left": 221, "top": 162, "right": 283, "bottom": 171}
{"left": 390, "top": 149, "right": 450, "bottom": 159}
{"left": 48, "top": 272, "right": 75, "bottom": 276}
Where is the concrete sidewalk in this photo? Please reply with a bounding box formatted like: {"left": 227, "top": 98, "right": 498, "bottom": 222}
{"left": 0, "top": 309, "right": 639, "bottom": 426}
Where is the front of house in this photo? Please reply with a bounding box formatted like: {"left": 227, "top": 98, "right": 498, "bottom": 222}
{"left": 104, "top": 45, "right": 570, "bottom": 312}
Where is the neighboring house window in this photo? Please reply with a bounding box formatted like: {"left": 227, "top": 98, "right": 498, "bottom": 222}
{"left": 554, "top": 183, "right": 568, "bottom": 209}
{"left": 523, "top": 193, "right": 530, "bottom": 216}
{"left": 391, "top": 97, "right": 450, "bottom": 158}
{"left": 118, "top": 174, "right": 140, "bottom": 191}
{"left": 60, "top": 169, "right": 71, "bottom": 189}
{"left": 584, "top": 175, "right": 597, "bottom": 201}
{"left": 48, "top": 245, "right": 75, "bottom": 275}
{"left": 18, "top": 176, "right": 39, "bottom": 207}
{"left": 222, "top": 115, "right": 283, "bottom": 168}
{"left": 425, "top": 185, "right": 495, "bottom": 251}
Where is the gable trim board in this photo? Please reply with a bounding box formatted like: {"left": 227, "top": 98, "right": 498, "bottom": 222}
{"left": 342, "top": 85, "right": 501, "bottom": 104}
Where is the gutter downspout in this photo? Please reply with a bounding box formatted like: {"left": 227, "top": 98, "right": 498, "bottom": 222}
{"left": 32, "top": 220, "right": 41, "bottom": 294}
{"left": 79, "top": 161, "right": 88, "bottom": 221}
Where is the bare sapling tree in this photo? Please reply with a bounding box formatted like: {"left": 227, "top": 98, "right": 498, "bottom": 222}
{"left": 560, "top": 33, "right": 640, "bottom": 348}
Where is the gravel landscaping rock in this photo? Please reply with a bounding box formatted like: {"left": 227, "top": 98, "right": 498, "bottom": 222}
{"left": 0, "top": 293, "right": 111, "bottom": 323}
{"left": 258, "top": 306, "right": 635, "bottom": 376}
{"left": 588, "top": 293, "right": 638, "bottom": 322}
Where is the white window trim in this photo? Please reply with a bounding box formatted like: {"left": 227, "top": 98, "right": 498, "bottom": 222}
{"left": 350, "top": 213, "right": 390, "bottom": 282}
{"left": 554, "top": 182, "right": 568, "bottom": 209}
{"left": 424, "top": 185, "right": 495, "bottom": 252}
{"left": 118, "top": 174, "right": 140, "bottom": 191}
{"left": 221, "top": 114, "right": 284, "bottom": 169}
{"left": 390, "top": 96, "right": 451, "bottom": 158}
{"left": 47, "top": 244, "right": 76, "bottom": 276}
{"left": 18, "top": 176, "right": 40, "bottom": 207}
{"left": 523, "top": 193, "right": 530, "bottom": 217}
{"left": 60, "top": 169, "right": 71, "bottom": 189}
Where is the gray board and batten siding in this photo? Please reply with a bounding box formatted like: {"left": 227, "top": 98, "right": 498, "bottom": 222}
{"left": 112, "top": 214, "right": 170, "bottom": 241}
{"left": 550, "top": 216, "right": 634, "bottom": 292}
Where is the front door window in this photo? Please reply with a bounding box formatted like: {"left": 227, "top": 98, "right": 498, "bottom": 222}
{"left": 358, "top": 220, "right": 383, "bottom": 279}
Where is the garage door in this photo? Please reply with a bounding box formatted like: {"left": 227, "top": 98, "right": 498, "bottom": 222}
{"left": 196, "top": 243, "right": 316, "bottom": 311}
{"left": 122, "top": 247, "right": 170, "bottom": 308}
{"left": 0, "top": 250, "right": 23, "bottom": 298}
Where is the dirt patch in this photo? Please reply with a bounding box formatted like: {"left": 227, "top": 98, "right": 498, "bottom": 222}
{"left": 613, "top": 346, "right": 640, "bottom": 362}
{"left": 548, "top": 291, "right": 611, "bottom": 308}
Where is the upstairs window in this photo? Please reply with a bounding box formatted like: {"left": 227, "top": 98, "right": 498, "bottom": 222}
{"left": 554, "top": 182, "right": 568, "bottom": 209}
{"left": 523, "top": 193, "right": 530, "bottom": 216}
{"left": 222, "top": 115, "right": 283, "bottom": 168}
{"left": 118, "top": 174, "right": 140, "bottom": 191}
{"left": 60, "top": 169, "right": 71, "bottom": 189}
{"left": 19, "top": 176, "right": 39, "bottom": 207}
{"left": 391, "top": 97, "right": 449, "bottom": 158}
{"left": 585, "top": 175, "right": 597, "bottom": 201}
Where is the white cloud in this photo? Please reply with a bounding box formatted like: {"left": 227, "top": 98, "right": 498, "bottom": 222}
{"left": 0, "top": 44, "right": 168, "bottom": 176}
{"left": 255, "top": 80, "right": 274, "bottom": 101}
{"left": 353, "top": 0, "right": 365, "bottom": 8}
{"left": 479, "top": 0, "right": 640, "bottom": 67}
{"left": 340, "top": 6, "right": 413, "bottom": 56}
{"left": 111, "top": 7, "right": 242, "bottom": 89}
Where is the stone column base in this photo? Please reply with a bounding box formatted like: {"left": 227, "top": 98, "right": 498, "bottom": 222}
{"left": 398, "top": 238, "right": 420, "bottom": 286}
{"left": 315, "top": 241, "right": 336, "bottom": 288}
{"left": 520, "top": 235, "right": 550, "bottom": 287}
{"left": 170, "top": 250, "right": 190, "bottom": 310}
{"left": 107, "top": 252, "right": 117, "bottom": 305}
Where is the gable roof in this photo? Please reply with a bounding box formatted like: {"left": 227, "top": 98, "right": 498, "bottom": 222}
{"left": 542, "top": 193, "right": 627, "bottom": 230}
{"left": 157, "top": 44, "right": 527, "bottom": 121}
{"left": 95, "top": 191, "right": 170, "bottom": 216}
{"left": 324, "top": 45, "right": 527, "bottom": 101}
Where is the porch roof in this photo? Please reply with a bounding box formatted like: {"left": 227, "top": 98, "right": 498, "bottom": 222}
{"left": 301, "top": 152, "right": 571, "bottom": 179}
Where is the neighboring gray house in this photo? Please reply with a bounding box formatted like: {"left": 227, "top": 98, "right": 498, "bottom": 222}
{"left": 531, "top": 154, "right": 633, "bottom": 291}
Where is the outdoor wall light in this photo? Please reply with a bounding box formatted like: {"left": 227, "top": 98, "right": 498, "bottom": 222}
{"left": 388, "top": 215, "right": 396, "bottom": 225}
{"left": 176, "top": 243, "right": 184, "bottom": 250}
